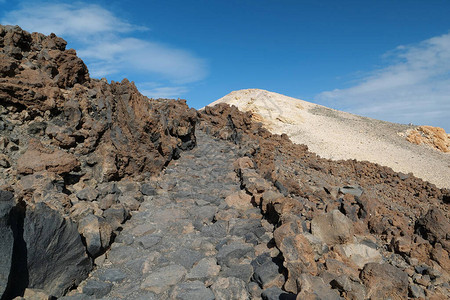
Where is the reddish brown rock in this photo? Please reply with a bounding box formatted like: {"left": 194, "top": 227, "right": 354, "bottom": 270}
{"left": 415, "top": 207, "right": 450, "bottom": 251}
{"left": 360, "top": 263, "right": 408, "bottom": 300}
{"left": 17, "top": 139, "right": 79, "bottom": 174}
{"left": 274, "top": 223, "right": 317, "bottom": 293}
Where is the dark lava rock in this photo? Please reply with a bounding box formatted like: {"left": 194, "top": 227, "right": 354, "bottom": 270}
{"left": 0, "top": 190, "right": 14, "bottom": 297}
{"left": 23, "top": 203, "right": 92, "bottom": 297}
{"left": 415, "top": 207, "right": 450, "bottom": 249}
{"left": 82, "top": 280, "right": 112, "bottom": 298}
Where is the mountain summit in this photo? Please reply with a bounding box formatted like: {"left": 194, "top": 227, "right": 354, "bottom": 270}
{"left": 209, "top": 88, "right": 450, "bottom": 189}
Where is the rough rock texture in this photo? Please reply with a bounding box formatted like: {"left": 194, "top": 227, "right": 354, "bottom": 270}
{"left": 24, "top": 203, "right": 92, "bottom": 297}
{"left": 0, "top": 25, "right": 196, "bottom": 298}
{"left": 0, "top": 24, "right": 196, "bottom": 185}
{"left": 0, "top": 191, "right": 14, "bottom": 297}
{"left": 1, "top": 25, "right": 450, "bottom": 299}
{"left": 199, "top": 103, "right": 450, "bottom": 300}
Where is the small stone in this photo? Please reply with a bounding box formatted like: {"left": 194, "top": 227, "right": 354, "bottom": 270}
{"left": 22, "top": 288, "right": 51, "bottom": 300}
{"left": 339, "top": 185, "right": 364, "bottom": 197}
{"left": 76, "top": 187, "right": 99, "bottom": 202}
{"left": 225, "top": 190, "right": 253, "bottom": 210}
{"left": 221, "top": 264, "right": 254, "bottom": 283}
{"left": 171, "top": 281, "right": 215, "bottom": 300}
{"left": 341, "top": 243, "right": 383, "bottom": 268}
{"left": 98, "top": 194, "right": 117, "bottom": 210}
{"left": 140, "top": 183, "right": 157, "bottom": 196}
{"left": 136, "top": 234, "right": 162, "bottom": 250}
{"left": 216, "top": 242, "right": 253, "bottom": 267}
{"left": 82, "top": 280, "right": 112, "bottom": 298}
{"left": 140, "top": 264, "right": 187, "bottom": 294}
{"left": 211, "top": 277, "right": 250, "bottom": 300}
{"left": 409, "top": 284, "right": 426, "bottom": 298}
{"left": 186, "top": 257, "right": 221, "bottom": 281}
{"left": 252, "top": 254, "right": 284, "bottom": 288}
{"left": 98, "top": 268, "right": 126, "bottom": 283}
{"left": 261, "top": 286, "right": 295, "bottom": 300}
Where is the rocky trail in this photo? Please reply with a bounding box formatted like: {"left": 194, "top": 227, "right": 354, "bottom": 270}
{"left": 63, "top": 129, "right": 285, "bottom": 300}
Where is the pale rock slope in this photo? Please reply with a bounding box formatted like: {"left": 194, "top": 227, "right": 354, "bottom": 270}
{"left": 208, "top": 89, "right": 450, "bottom": 189}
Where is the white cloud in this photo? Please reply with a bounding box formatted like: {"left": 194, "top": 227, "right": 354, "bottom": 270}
{"left": 1, "top": 1, "right": 207, "bottom": 85}
{"left": 138, "top": 83, "right": 189, "bottom": 99}
{"left": 316, "top": 32, "right": 450, "bottom": 131}
{"left": 2, "top": 3, "right": 137, "bottom": 37}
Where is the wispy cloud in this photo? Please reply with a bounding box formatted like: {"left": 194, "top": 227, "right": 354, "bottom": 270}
{"left": 1, "top": 1, "right": 207, "bottom": 95}
{"left": 137, "top": 83, "right": 189, "bottom": 99}
{"left": 316, "top": 32, "right": 450, "bottom": 131}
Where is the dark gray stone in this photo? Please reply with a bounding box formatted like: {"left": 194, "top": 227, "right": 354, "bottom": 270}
{"left": 98, "top": 268, "right": 126, "bottom": 283}
{"left": 140, "top": 183, "right": 157, "bottom": 196}
{"left": 103, "top": 204, "right": 128, "bottom": 230}
{"left": 172, "top": 281, "right": 215, "bottom": 300}
{"left": 252, "top": 254, "right": 280, "bottom": 286}
{"left": 165, "top": 249, "right": 204, "bottom": 269}
{"left": 229, "top": 219, "right": 264, "bottom": 238}
{"left": 339, "top": 185, "right": 363, "bottom": 197}
{"left": 76, "top": 187, "right": 99, "bottom": 201}
{"left": 0, "top": 190, "right": 14, "bottom": 297}
{"left": 82, "top": 280, "right": 112, "bottom": 298}
{"left": 137, "top": 234, "right": 162, "bottom": 250}
{"left": 200, "top": 221, "right": 228, "bottom": 238}
{"left": 24, "top": 202, "right": 92, "bottom": 297}
{"left": 221, "top": 264, "right": 253, "bottom": 283}
{"left": 217, "top": 242, "right": 253, "bottom": 267}
{"left": 409, "top": 284, "right": 426, "bottom": 298}
{"left": 261, "top": 287, "right": 296, "bottom": 300}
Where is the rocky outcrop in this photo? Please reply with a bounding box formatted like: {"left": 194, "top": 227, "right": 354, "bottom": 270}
{"left": 0, "top": 24, "right": 196, "bottom": 185}
{"left": 0, "top": 24, "right": 196, "bottom": 298}
{"left": 406, "top": 125, "right": 450, "bottom": 153}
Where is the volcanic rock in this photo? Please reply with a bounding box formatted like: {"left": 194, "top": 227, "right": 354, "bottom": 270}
{"left": 24, "top": 202, "right": 92, "bottom": 297}
{"left": 0, "top": 190, "right": 14, "bottom": 297}
{"left": 360, "top": 263, "right": 408, "bottom": 299}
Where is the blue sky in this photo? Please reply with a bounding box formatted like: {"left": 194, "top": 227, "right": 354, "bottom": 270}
{"left": 1, "top": 0, "right": 450, "bottom": 131}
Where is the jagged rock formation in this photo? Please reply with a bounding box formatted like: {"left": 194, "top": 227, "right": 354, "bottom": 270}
{"left": 0, "top": 24, "right": 196, "bottom": 298}
{"left": 0, "top": 25, "right": 449, "bottom": 299}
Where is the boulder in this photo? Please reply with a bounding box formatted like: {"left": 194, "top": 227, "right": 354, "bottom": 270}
{"left": 23, "top": 203, "right": 92, "bottom": 297}
{"left": 415, "top": 208, "right": 450, "bottom": 250}
{"left": 0, "top": 190, "right": 14, "bottom": 297}
{"left": 78, "top": 215, "right": 112, "bottom": 257}
{"left": 17, "top": 139, "right": 80, "bottom": 175}
{"left": 311, "top": 210, "right": 354, "bottom": 245}
{"left": 360, "top": 263, "right": 408, "bottom": 300}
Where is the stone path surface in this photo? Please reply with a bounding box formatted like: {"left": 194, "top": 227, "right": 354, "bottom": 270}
{"left": 63, "top": 129, "right": 284, "bottom": 300}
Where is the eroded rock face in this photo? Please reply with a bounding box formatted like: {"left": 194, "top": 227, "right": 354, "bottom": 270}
{"left": 0, "top": 24, "right": 197, "bottom": 298}
{"left": 0, "top": 24, "right": 197, "bottom": 186}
